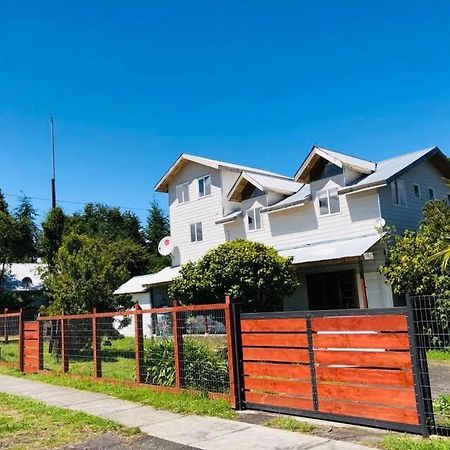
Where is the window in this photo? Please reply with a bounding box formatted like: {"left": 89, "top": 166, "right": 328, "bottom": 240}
{"left": 190, "top": 222, "right": 203, "bottom": 242}
{"left": 198, "top": 175, "right": 211, "bottom": 198}
{"left": 176, "top": 182, "right": 189, "bottom": 204}
{"left": 413, "top": 184, "right": 421, "bottom": 199}
{"left": 247, "top": 208, "right": 262, "bottom": 231}
{"left": 447, "top": 194, "right": 450, "bottom": 205}
{"left": 318, "top": 189, "right": 340, "bottom": 215}
{"left": 428, "top": 187, "right": 435, "bottom": 200}
{"left": 391, "top": 180, "right": 407, "bottom": 207}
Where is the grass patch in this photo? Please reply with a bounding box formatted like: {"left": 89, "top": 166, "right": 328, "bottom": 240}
{"left": 427, "top": 350, "right": 450, "bottom": 363}
{"left": 264, "top": 416, "right": 314, "bottom": 434}
{"left": 0, "top": 392, "right": 139, "bottom": 449}
{"left": 0, "top": 366, "right": 236, "bottom": 420}
{"left": 382, "top": 435, "right": 450, "bottom": 450}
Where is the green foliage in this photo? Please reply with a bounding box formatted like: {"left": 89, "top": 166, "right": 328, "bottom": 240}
{"left": 435, "top": 395, "right": 450, "bottom": 427}
{"left": 380, "top": 201, "right": 450, "bottom": 296}
{"left": 144, "top": 338, "right": 229, "bottom": 393}
{"left": 0, "top": 189, "right": 8, "bottom": 214}
{"left": 42, "top": 234, "right": 148, "bottom": 314}
{"left": 169, "top": 239, "right": 299, "bottom": 312}
{"left": 67, "top": 203, "right": 144, "bottom": 245}
{"left": 39, "top": 207, "right": 66, "bottom": 267}
{"left": 264, "top": 417, "right": 313, "bottom": 434}
{"left": 13, "top": 194, "right": 39, "bottom": 262}
{"left": 0, "top": 212, "right": 22, "bottom": 289}
{"left": 381, "top": 435, "right": 450, "bottom": 450}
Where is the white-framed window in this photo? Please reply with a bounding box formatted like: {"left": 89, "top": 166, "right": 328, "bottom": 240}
{"left": 318, "top": 189, "right": 340, "bottom": 216}
{"left": 247, "top": 207, "right": 262, "bottom": 231}
{"left": 413, "top": 184, "right": 421, "bottom": 199}
{"left": 391, "top": 179, "right": 407, "bottom": 207}
{"left": 428, "top": 187, "right": 435, "bottom": 200}
{"left": 198, "top": 175, "right": 211, "bottom": 198}
{"left": 190, "top": 222, "right": 203, "bottom": 242}
{"left": 176, "top": 182, "right": 190, "bottom": 204}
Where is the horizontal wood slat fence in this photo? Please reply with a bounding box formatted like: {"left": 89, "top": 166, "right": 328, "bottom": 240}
{"left": 238, "top": 308, "right": 428, "bottom": 435}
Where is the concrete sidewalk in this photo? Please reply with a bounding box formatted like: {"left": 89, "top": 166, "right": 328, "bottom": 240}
{"left": 0, "top": 374, "right": 370, "bottom": 450}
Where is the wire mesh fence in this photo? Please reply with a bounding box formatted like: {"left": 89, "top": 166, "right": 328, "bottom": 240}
{"left": 35, "top": 302, "right": 233, "bottom": 399}
{"left": 409, "top": 294, "right": 450, "bottom": 436}
{"left": 0, "top": 312, "right": 21, "bottom": 367}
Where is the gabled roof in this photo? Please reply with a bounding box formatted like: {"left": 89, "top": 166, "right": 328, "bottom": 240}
{"left": 155, "top": 153, "right": 290, "bottom": 193}
{"left": 294, "top": 146, "right": 376, "bottom": 183}
{"left": 261, "top": 184, "right": 311, "bottom": 213}
{"left": 227, "top": 171, "right": 303, "bottom": 202}
{"left": 339, "top": 146, "right": 450, "bottom": 195}
{"left": 114, "top": 266, "right": 181, "bottom": 295}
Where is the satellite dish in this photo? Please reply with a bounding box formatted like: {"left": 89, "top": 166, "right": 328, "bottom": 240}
{"left": 374, "top": 218, "right": 386, "bottom": 230}
{"left": 158, "top": 236, "right": 174, "bottom": 256}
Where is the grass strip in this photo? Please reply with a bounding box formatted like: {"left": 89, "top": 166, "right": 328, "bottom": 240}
{"left": 264, "top": 416, "right": 314, "bottom": 434}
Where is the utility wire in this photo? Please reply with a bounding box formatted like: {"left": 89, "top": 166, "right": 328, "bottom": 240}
{"left": 4, "top": 193, "right": 151, "bottom": 213}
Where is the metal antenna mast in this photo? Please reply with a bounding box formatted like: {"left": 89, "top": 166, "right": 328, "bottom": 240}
{"left": 50, "top": 116, "right": 57, "bottom": 208}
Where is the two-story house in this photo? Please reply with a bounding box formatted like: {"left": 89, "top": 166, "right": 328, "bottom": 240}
{"left": 115, "top": 146, "right": 450, "bottom": 311}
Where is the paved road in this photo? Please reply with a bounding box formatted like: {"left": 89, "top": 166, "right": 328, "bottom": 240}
{"left": 0, "top": 374, "right": 371, "bottom": 450}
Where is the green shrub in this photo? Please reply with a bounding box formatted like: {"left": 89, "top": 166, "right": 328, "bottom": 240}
{"left": 143, "top": 338, "right": 229, "bottom": 393}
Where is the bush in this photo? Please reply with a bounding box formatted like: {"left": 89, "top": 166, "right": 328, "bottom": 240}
{"left": 143, "top": 338, "right": 229, "bottom": 393}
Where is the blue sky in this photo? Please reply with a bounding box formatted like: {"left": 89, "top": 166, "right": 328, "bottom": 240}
{"left": 1, "top": 1, "right": 450, "bottom": 222}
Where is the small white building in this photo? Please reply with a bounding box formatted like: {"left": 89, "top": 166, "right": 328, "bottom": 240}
{"left": 3, "top": 263, "right": 44, "bottom": 292}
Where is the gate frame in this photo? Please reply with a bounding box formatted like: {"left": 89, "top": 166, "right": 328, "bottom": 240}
{"left": 237, "top": 306, "right": 431, "bottom": 436}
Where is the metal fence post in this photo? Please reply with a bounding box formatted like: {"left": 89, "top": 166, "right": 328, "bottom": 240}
{"left": 61, "top": 317, "right": 69, "bottom": 373}
{"left": 92, "top": 308, "right": 102, "bottom": 378}
{"left": 3, "top": 308, "right": 8, "bottom": 344}
{"left": 224, "top": 296, "right": 237, "bottom": 408}
{"left": 230, "top": 301, "right": 245, "bottom": 410}
{"left": 38, "top": 320, "right": 44, "bottom": 371}
{"left": 172, "top": 300, "right": 184, "bottom": 389}
{"left": 18, "top": 309, "right": 24, "bottom": 372}
{"left": 134, "top": 304, "right": 145, "bottom": 383}
{"left": 306, "top": 316, "right": 319, "bottom": 412}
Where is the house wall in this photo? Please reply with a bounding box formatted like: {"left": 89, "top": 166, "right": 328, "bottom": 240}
{"left": 168, "top": 162, "right": 228, "bottom": 265}
{"left": 379, "top": 159, "right": 450, "bottom": 233}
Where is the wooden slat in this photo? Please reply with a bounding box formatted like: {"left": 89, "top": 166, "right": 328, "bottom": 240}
{"left": 24, "top": 322, "right": 38, "bottom": 332}
{"left": 314, "top": 333, "right": 409, "bottom": 350}
{"left": 24, "top": 331, "right": 39, "bottom": 340}
{"left": 24, "top": 348, "right": 39, "bottom": 357}
{"left": 242, "top": 333, "right": 308, "bottom": 348}
{"left": 246, "top": 392, "right": 314, "bottom": 411}
{"left": 312, "top": 315, "right": 407, "bottom": 332}
{"left": 314, "top": 350, "right": 412, "bottom": 369}
{"left": 316, "top": 367, "right": 414, "bottom": 388}
{"left": 241, "top": 318, "right": 307, "bottom": 333}
{"left": 24, "top": 340, "right": 39, "bottom": 350}
{"left": 319, "top": 400, "right": 419, "bottom": 426}
{"left": 245, "top": 376, "right": 312, "bottom": 396}
{"left": 243, "top": 348, "right": 310, "bottom": 363}
{"left": 317, "top": 384, "right": 416, "bottom": 408}
{"left": 244, "top": 362, "right": 311, "bottom": 380}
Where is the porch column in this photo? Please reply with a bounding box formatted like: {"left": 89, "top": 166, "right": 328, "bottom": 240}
{"left": 358, "top": 258, "right": 369, "bottom": 308}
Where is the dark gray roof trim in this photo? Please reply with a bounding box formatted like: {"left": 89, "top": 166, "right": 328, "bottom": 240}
{"left": 261, "top": 195, "right": 311, "bottom": 213}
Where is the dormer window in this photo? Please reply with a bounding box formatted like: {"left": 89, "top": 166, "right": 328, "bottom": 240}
{"left": 247, "top": 208, "right": 262, "bottom": 231}
{"left": 198, "top": 175, "right": 211, "bottom": 198}
{"left": 176, "top": 182, "right": 190, "bottom": 204}
{"left": 310, "top": 159, "right": 343, "bottom": 182}
{"left": 318, "top": 189, "right": 340, "bottom": 216}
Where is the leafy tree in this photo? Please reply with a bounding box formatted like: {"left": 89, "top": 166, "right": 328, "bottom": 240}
{"left": 380, "top": 200, "right": 450, "bottom": 296}
{"left": 67, "top": 203, "right": 144, "bottom": 245}
{"left": 42, "top": 234, "right": 148, "bottom": 314}
{"left": 0, "top": 190, "right": 8, "bottom": 213}
{"left": 0, "top": 212, "right": 22, "bottom": 290}
{"left": 14, "top": 194, "right": 38, "bottom": 262}
{"left": 169, "top": 239, "right": 299, "bottom": 312}
{"left": 39, "top": 206, "right": 66, "bottom": 267}
{"left": 144, "top": 201, "right": 171, "bottom": 272}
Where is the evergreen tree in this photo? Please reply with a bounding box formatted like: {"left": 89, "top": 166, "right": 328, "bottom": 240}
{"left": 0, "top": 189, "right": 8, "bottom": 213}
{"left": 14, "top": 194, "right": 38, "bottom": 261}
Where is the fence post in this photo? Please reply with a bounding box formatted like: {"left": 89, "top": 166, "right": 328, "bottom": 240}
{"left": 172, "top": 300, "right": 184, "bottom": 389}
{"left": 92, "top": 308, "right": 102, "bottom": 378}
{"left": 18, "top": 309, "right": 24, "bottom": 372}
{"left": 3, "top": 308, "right": 8, "bottom": 344}
{"left": 306, "top": 316, "right": 319, "bottom": 412}
{"left": 38, "top": 320, "right": 44, "bottom": 371}
{"left": 134, "top": 304, "right": 145, "bottom": 383}
{"left": 61, "top": 317, "right": 69, "bottom": 373}
{"left": 224, "top": 296, "right": 237, "bottom": 408}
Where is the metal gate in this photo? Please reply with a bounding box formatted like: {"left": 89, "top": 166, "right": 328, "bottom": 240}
{"left": 238, "top": 308, "right": 428, "bottom": 435}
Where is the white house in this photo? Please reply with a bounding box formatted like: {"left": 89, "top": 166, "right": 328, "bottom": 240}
{"left": 115, "top": 145, "right": 450, "bottom": 311}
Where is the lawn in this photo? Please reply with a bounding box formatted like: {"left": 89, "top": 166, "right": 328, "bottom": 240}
{"left": 0, "top": 339, "right": 20, "bottom": 366}
{"left": 0, "top": 392, "right": 138, "bottom": 449}
{"left": 428, "top": 350, "right": 450, "bottom": 363}
{"left": 381, "top": 435, "right": 450, "bottom": 450}
{"left": 0, "top": 365, "right": 236, "bottom": 419}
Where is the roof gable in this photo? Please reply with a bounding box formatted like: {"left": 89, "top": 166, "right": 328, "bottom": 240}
{"left": 155, "top": 153, "right": 290, "bottom": 193}
{"left": 294, "top": 146, "right": 376, "bottom": 183}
